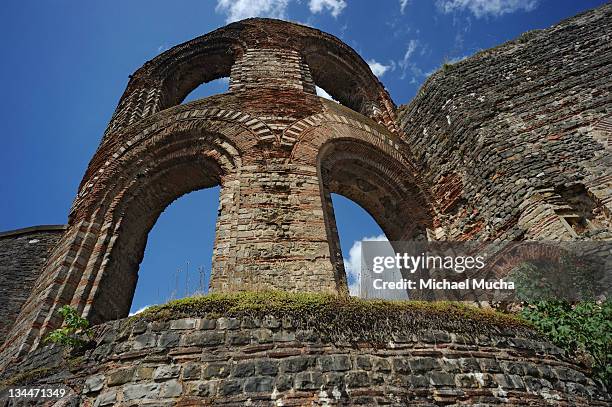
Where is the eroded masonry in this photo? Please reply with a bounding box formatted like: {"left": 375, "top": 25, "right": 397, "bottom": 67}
{"left": 0, "top": 4, "right": 611, "bottom": 405}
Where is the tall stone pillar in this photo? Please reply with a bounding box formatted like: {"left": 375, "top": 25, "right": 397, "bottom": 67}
{"left": 210, "top": 47, "right": 345, "bottom": 294}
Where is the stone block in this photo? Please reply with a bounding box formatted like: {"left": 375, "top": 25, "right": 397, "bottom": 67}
{"left": 84, "top": 374, "right": 105, "bottom": 393}
{"left": 345, "top": 371, "right": 369, "bottom": 388}
{"left": 232, "top": 361, "right": 256, "bottom": 377}
{"left": 186, "top": 380, "right": 217, "bottom": 397}
{"left": 182, "top": 362, "right": 201, "bottom": 380}
{"left": 158, "top": 331, "right": 180, "bottom": 347}
{"left": 160, "top": 379, "right": 183, "bottom": 398}
{"left": 255, "top": 359, "right": 279, "bottom": 376}
{"left": 408, "top": 357, "right": 439, "bottom": 374}
{"left": 132, "top": 333, "right": 156, "bottom": 350}
{"left": 94, "top": 390, "right": 116, "bottom": 407}
{"left": 244, "top": 376, "right": 274, "bottom": 393}
{"left": 153, "top": 364, "right": 181, "bottom": 380}
{"left": 218, "top": 379, "right": 243, "bottom": 396}
{"left": 428, "top": 372, "right": 455, "bottom": 387}
{"left": 107, "top": 367, "right": 135, "bottom": 386}
{"left": 218, "top": 317, "right": 241, "bottom": 330}
{"left": 182, "top": 331, "right": 225, "bottom": 347}
{"left": 202, "top": 362, "right": 230, "bottom": 379}
{"left": 122, "top": 383, "right": 160, "bottom": 400}
{"left": 318, "top": 355, "right": 351, "bottom": 371}
{"left": 280, "top": 356, "right": 312, "bottom": 373}
{"left": 295, "top": 371, "right": 324, "bottom": 390}
{"left": 170, "top": 318, "right": 197, "bottom": 330}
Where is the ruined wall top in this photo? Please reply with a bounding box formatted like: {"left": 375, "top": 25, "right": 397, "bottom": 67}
{"left": 103, "top": 18, "right": 398, "bottom": 143}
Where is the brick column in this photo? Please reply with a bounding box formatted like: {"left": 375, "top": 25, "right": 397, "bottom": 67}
{"left": 210, "top": 159, "right": 346, "bottom": 294}
{"left": 229, "top": 48, "right": 316, "bottom": 94}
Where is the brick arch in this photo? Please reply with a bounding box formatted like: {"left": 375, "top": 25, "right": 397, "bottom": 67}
{"left": 77, "top": 144, "right": 229, "bottom": 325}
{"left": 2, "top": 115, "right": 251, "bottom": 356}
{"left": 319, "top": 140, "right": 433, "bottom": 241}
{"left": 301, "top": 48, "right": 397, "bottom": 132}
{"left": 289, "top": 117, "right": 435, "bottom": 288}
{"left": 104, "top": 18, "right": 397, "bottom": 140}
{"left": 76, "top": 105, "right": 269, "bottom": 204}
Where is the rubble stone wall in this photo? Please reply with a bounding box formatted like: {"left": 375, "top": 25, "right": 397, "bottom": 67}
{"left": 1, "top": 4, "right": 611, "bottom": 391}
{"left": 397, "top": 4, "right": 612, "bottom": 242}
{"left": 1, "top": 314, "right": 608, "bottom": 406}
{"left": 0, "top": 226, "right": 65, "bottom": 339}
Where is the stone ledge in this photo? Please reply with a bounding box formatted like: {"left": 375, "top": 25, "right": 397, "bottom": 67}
{"left": 0, "top": 225, "right": 67, "bottom": 239}
{"left": 0, "top": 307, "right": 607, "bottom": 406}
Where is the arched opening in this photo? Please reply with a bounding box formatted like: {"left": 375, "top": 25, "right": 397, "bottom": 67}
{"left": 182, "top": 77, "right": 229, "bottom": 104}
{"left": 78, "top": 129, "right": 239, "bottom": 325}
{"left": 156, "top": 43, "right": 236, "bottom": 109}
{"left": 319, "top": 139, "right": 432, "bottom": 242}
{"left": 129, "top": 186, "right": 220, "bottom": 315}
{"left": 318, "top": 138, "right": 434, "bottom": 299}
{"left": 304, "top": 49, "right": 381, "bottom": 116}
{"left": 331, "top": 194, "right": 400, "bottom": 297}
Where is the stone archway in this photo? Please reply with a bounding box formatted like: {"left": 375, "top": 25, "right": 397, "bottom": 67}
{"left": 289, "top": 107, "right": 435, "bottom": 283}
{"left": 4, "top": 110, "right": 249, "bottom": 356}
{"left": 1, "top": 18, "right": 430, "bottom": 364}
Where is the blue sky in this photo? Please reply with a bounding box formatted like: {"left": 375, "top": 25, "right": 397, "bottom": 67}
{"left": 0, "top": 0, "right": 606, "bottom": 313}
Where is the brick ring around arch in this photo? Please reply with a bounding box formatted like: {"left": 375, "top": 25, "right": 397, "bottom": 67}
{"left": 104, "top": 18, "right": 398, "bottom": 140}
{"left": 3, "top": 107, "right": 255, "bottom": 357}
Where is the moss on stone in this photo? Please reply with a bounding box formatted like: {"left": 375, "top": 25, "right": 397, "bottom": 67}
{"left": 0, "top": 366, "right": 57, "bottom": 388}
{"left": 130, "top": 291, "right": 536, "bottom": 343}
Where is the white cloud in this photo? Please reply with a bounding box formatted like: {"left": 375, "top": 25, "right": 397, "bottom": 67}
{"left": 367, "top": 59, "right": 391, "bottom": 78}
{"left": 316, "top": 86, "right": 337, "bottom": 102}
{"left": 215, "top": 0, "right": 347, "bottom": 23}
{"left": 399, "top": 0, "right": 410, "bottom": 14}
{"left": 343, "top": 234, "right": 389, "bottom": 296}
{"left": 129, "top": 305, "right": 152, "bottom": 316}
{"left": 397, "top": 39, "right": 422, "bottom": 80}
{"left": 436, "top": 0, "right": 538, "bottom": 18}
{"left": 308, "top": 0, "right": 347, "bottom": 18}
{"left": 401, "top": 39, "right": 418, "bottom": 67}
{"left": 216, "top": 0, "right": 290, "bottom": 23}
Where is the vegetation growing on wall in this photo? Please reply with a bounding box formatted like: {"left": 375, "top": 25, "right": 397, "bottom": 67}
{"left": 44, "top": 305, "right": 93, "bottom": 348}
{"left": 131, "top": 291, "right": 534, "bottom": 343}
{"left": 521, "top": 300, "right": 611, "bottom": 389}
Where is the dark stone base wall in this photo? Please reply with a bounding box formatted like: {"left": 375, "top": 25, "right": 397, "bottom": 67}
{"left": 0, "top": 226, "right": 66, "bottom": 340}
{"left": 1, "top": 315, "right": 607, "bottom": 406}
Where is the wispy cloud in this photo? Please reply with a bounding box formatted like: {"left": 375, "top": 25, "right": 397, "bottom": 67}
{"left": 399, "top": 0, "right": 410, "bottom": 14}
{"left": 215, "top": 0, "right": 347, "bottom": 23}
{"left": 308, "top": 0, "right": 347, "bottom": 18}
{"left": 216, "top": 0, "right": 290, "bottom": 23}
{"left": 367, "top": 59, "right": 391, "bottom": 78}
{"left": 344, "top": 234, "right": 389, "bottom": 296}
{"left": 400, "top": 39, "right": 418, "bottom": 68}
{"left": 397, "top": 39, "right": 425, "bottom": 83}
{"left": 436, "top": 0, "right": 539, "bottom": 18}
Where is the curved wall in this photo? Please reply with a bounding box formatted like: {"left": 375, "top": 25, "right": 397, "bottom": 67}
{"left": 398, "top": 4, "right": 612, "bottom": 242}
{"left": 0, "top": 314, "right": 608, "bottom": 406}
{"left": 0, "top": 226, "right": 65, "bottom": 340}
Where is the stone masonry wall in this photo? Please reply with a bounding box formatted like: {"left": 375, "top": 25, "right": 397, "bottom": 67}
{"left": 398, "top": 4, "right": 612, "bottom": 242}
{"left": 0, "top": 226, "right": 65, "bottom": 340}
{"left": 1, "top": 314, "right": 608, "bottom": 406}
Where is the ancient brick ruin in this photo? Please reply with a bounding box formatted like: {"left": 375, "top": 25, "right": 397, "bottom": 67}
{"left": 0, "top": 3, "right": 611, "bottom": 405}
